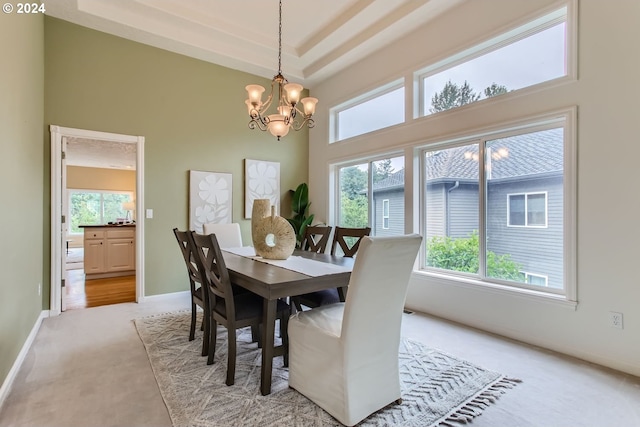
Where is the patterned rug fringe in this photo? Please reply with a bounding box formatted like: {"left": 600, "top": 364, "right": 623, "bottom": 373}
{"left": 437, "top": 377, "right": 521, "bottom": 427}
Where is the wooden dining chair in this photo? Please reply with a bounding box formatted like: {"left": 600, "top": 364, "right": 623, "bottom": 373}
{"left": 202, "top": 222, "right": 243, "bottom": 248}
{"left": 301, "top": 225, "right": 332, "bottom": 253}
{"left": 173, "top": 228, "right": 210, "bottom": 357}
{"left": 331, "top": 226, "right": 372, "bottom": 257}
{"left": 189, "top": 231, "right": 290, "bottom": 386}
{"left": 293, "top": 226, "right": 371, "bottom": 312}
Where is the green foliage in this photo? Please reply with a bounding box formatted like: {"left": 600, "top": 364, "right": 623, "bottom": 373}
{"left": 340, "top": 194, "right": 368, "bottom": 228}
{"left": 484, "top": 83, "right": 508, "bottom": 97}
{"left": 373, "top": 159, "right": 394, "bottom": 184}
{"left": 430, "top": 80, "right": 510, "bottom": 114}
{"left": 287, "top": 183, "right": 314, "bottom": 248}
{"left": 430, "top": 80, "right": 481, "bottom": 113}
{"left": 340, "top": 166, "right": 367, "bottom": 199}
{"left": 426, "top": 231, "right": 523, "bottom": 281}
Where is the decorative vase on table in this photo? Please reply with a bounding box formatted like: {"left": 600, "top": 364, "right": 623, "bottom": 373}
{"left": 251, "top": 199, "right": 271, "bottom": 246}
{"left": 252, "top": 203, "right": 295, "bottom": 260}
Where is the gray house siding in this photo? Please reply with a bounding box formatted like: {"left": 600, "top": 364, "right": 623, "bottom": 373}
{"left": 372, "top": 188, "right": 404, "bottom": 236}
{"left": 448, "top": 183, "right": 479, "bottom": 238}
{"left": 425, "top": 183, "right": 445, "bottom": 238}
{"left": 486, "top": 175, "right": 564, "bottom": 288}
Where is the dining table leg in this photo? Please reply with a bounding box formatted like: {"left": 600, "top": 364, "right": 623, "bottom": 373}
{"left": 260, "top": 298, "right": 277, "bottom": 395}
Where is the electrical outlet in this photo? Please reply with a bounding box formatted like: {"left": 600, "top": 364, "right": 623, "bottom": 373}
{"left": 609, "top": 311, "right": 623, "bottom": 329}
{"left": 38, "top": 283, "right": 41, "bottom": 296}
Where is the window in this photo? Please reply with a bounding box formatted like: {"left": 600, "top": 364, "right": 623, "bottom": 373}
{"left": 336, "top": 156, "right": 404, "bottom": 237}
{"left": 508, "top": 192, "right": 547, "bottom": 227}
{"left": 423, "top": 121, "right": 569, "bottom": 293}
{"left": 521, "top": 272, "right": 548, "bottom": 287}
{"left": 331, "top": 80, "right": 404, "bottom": 142}
{"left": 417, "top": 7, "right": 567, "bottom": 117}
{"left": 69, "top": 190, "right": 133, "bottom": 234}
{"left": 382, "top": 199, "right": 390, "bottom": 229}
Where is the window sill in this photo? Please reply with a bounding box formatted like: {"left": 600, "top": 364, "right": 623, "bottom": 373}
{"left": 412, "top": 269, "right": 578, "bottom": 310}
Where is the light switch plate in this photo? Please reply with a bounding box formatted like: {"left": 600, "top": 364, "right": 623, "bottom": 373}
{"left": 146, "top": 209, "right": 153, "bottom": 219}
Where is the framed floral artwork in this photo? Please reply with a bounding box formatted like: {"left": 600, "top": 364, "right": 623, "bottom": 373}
{"left": 244, "top": 159, "right": 280, "bottom": 218}
{"left": 189, "top": 170, "right": 232, "bottom": 233}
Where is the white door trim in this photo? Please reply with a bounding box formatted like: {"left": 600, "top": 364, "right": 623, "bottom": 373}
{"left": 50, "top": 125, "right": 145, "bottom": 316}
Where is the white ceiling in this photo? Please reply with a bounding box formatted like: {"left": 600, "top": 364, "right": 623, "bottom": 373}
{"left": 66, "top": 137, "right": 137, "bottom": 170}
{"left": 51, "top": 0, "right": 465, "bottom": 169}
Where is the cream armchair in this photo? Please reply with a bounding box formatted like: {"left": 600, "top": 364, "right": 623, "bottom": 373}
{"left": 288, "top": 234, "right": 422, "bottom": 426}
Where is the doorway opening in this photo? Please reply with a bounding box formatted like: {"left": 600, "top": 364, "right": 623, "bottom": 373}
{"left": 50, "top": 125, "right": 145, "bottom": 315}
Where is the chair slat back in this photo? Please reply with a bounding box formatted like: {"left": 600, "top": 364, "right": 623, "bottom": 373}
{"left": 173, "top": 228, "right": 200, "bottom": 285}
{"left": 331, "top": 226, "right": 371, "bottom": 257}
{"left": 302, "top": 225, "right": 332, "bottom": 253}
{"left": 189, "top": 231, "right": 234, "bottom": 306}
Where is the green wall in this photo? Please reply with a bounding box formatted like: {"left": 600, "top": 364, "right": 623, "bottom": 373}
{"left": 45, "top": 17, "right": 308, "bottom": 296}
{"left": 0, "top": 12, "right": 44, "bottom": 385}
{"left": 44, "top": 17, "right": 309, "bottom": 297}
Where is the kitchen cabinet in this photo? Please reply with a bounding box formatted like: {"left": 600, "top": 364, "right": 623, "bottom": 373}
{"left": 83, "top": 226, "right": 135, "bottom": 278}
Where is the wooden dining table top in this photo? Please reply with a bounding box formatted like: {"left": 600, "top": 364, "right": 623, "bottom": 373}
{"left": 221, "top": 248, "right": 354, "bottom": 395}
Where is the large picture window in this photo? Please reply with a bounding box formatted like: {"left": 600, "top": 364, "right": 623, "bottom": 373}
{"left": 417, "top": 7, "right": 567, "bottom": 117}
{"left": 422, "top": 121, "right": 569, "bottom": 293}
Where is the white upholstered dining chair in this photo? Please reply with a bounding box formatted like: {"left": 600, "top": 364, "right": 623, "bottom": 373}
{"left": 288, "top": 234, "right": 422, "bottom": 426}
{"left": 202, "top": 222, "right": 243, "bottom": 248}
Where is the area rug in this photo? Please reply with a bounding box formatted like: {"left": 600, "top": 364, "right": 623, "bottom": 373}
{"left": 135, "top": 311, "right": 519, "bottom": 427}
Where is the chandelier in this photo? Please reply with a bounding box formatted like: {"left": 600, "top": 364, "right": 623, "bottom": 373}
{"left": 245, "top": 0, "right": 318, "bottom": 140}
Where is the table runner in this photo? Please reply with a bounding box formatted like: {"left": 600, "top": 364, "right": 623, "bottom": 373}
{"left": 223, "top": 246, "right": 352, "bottom": 277}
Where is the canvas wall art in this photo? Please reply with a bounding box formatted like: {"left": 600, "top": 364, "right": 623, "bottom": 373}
{"left": 189, "top": 170, "right": 232, "bottom": 233}
{"left": 244, "top": 159, "right": 280, "bottom": 218}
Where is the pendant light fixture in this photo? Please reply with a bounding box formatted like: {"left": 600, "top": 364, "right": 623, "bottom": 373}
{"left": 245, "top": 0, "right": 318, "bottom": 140}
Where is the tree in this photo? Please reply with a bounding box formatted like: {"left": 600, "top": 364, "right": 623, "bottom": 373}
{"left": 340, "top": 194, "right": 368, "bottom": 228}
{"left": 430, "top": 80, "right": 509, "bottom": 113}
{"left": 425, "top": 231, "right": 523, "bottom": 281}
{"left": 373, "top": 159, "right": 394, "bottom": 184}
{"left": 340, "top": 166, "right": 367, "bottom": 199}
{"left": 484, "top": 83, "right": 508, "bottom": 97}
{"left": 430, "top": 80, "right": 480, "bottom": 113}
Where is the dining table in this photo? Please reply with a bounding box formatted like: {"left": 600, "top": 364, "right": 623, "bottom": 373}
{"left": 222, "top": 248, "right": 354, "bottom": 395}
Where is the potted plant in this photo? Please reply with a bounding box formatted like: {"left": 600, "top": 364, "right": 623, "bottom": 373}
{"left": 287, "top": 183, "right": 314, "bottom": 248}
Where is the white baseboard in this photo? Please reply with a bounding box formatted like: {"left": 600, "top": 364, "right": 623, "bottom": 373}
{"left": 138, "top": 290, "right": 190, "bottom": 304}
{"left": 0, "top": 310, "right": 49, "bottom": 410}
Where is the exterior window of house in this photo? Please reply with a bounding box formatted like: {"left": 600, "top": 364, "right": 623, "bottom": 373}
{"left": 336, "top": 155, "right": 405, "bottom": 238}
{"left": 331, "top": 80, "right": 404, "bottom": 143}
{"left": 69, "top": 189, "right": 132, "bottom": 234}
{"left": 382, "top": 199, "right": 390, "bottom": 229}
{"left": 508, "top": 192, "right": 547, "bottom": 227}
{"left": 422, "top": 120, "right": 570, "bottom": 294}
{"left": 521, "top": 272, "right": 548, "bottom": 286}
{"left": 416, "top": 7, "right": 567, "bottom": 118}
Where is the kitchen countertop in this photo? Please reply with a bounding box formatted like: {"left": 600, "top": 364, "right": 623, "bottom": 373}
{"left": 79, "top": 223, "right": 136, "bottom": 228}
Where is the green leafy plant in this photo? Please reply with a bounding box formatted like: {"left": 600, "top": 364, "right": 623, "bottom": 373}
{"left": 287, "top": 183, "right": 314, "bottom": 248}
{"left": 426, "top": 230, "right": 523, "bottom": 281}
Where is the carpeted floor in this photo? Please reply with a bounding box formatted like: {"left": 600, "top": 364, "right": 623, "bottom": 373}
{"left": 135, "top": 311, "right": 519, "bottom": 427}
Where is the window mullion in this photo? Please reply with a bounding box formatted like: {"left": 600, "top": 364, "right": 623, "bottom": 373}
{"left": 478, "top": 140, "right": 488, "bottom": 278}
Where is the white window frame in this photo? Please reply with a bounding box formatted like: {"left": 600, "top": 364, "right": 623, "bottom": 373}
{"left": 382, "top": 199, "right": 390, "bottom": 229}
{"left": 418, "top": 109, "right": 576, "bottom": 302}
{"left": 521, "top": 271, "right": 549, "bottom": 287}
{"left": 507, "top": 191, "right": 548, "bottom": 228}
{"left": 330, "top": 79, "right": 404, "bottom": 143}
{"left": 414, "top": 5, "right": 572, "bottom": 119}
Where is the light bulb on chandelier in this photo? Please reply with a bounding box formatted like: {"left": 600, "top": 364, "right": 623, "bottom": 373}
{"left": 244, "top": 0, "right": 318, "bottom": 140}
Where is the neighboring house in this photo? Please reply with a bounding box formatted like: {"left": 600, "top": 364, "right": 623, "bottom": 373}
{"left": 373, "top": 128, "right": 563, "bottom": 288}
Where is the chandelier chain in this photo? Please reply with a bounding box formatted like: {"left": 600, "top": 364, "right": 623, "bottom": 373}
{"left": 278, "top": 0, "right": 282, "bottom": 75}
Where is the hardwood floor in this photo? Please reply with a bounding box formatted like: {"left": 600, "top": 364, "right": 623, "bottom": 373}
{"left": 66, "top": 268, "right": 136, "bottom": 310}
